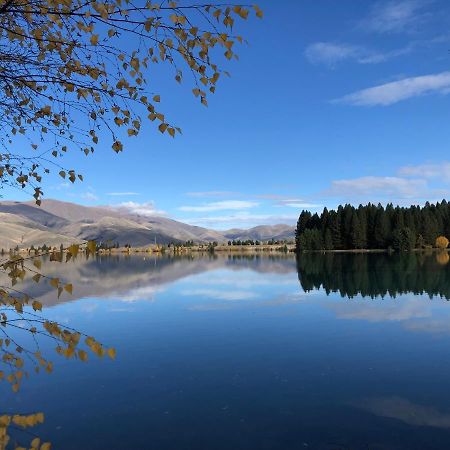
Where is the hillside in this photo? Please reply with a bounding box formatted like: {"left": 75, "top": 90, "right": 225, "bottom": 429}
{"left": 0, "top": 200, "right": 295, "bottom": 248}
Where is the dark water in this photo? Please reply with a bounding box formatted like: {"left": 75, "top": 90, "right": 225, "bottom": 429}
{"left": 3, "top": 252, "right": 450, "bottom": 449}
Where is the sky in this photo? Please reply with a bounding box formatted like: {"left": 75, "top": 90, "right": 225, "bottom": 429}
{"left": 5, "top": 0, "right": 450, "bottom": 229}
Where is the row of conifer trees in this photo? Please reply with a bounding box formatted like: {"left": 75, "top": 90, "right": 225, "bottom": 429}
{"left": 295, "top": 201, "right": 450, "bottom": 251}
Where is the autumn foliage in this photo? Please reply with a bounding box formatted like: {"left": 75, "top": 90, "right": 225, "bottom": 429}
{"left": 0, "top": 0, "right": 262, "bottom": 203}
{"left": 435, "top": 236, "right": 449, "bottom": 249}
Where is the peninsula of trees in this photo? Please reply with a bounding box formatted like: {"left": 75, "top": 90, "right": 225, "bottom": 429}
{"left": 295, "top": 201, "right": 450, "bottom": 252}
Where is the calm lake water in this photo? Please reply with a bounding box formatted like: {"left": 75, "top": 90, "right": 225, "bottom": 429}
{"left": 4, "top": 251, "right": 450, "bottom": 449}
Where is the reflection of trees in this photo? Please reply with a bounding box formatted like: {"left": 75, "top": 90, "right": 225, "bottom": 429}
{"left": 297, "top": 252, "right": 450, "bottom": 299}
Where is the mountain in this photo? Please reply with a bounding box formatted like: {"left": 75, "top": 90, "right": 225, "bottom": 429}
{"left": 0, "top": 199, "right": 295, "bottom": 248}
{"left": 223, "top": 224, "right": 295, "bottom": 242}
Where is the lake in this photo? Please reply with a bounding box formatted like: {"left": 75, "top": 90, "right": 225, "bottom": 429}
{"left": 3, "top": 251, "right": 450, "bottom": 449}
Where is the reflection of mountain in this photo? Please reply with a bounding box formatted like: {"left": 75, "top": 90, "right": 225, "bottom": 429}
{"left": 1, "top": 254, "right": 296, "bottom": 307}
{"left": 297, "top": 252, "right": 450, "bottom": 299}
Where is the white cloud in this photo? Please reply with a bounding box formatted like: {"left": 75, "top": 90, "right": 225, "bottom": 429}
{"left": 53, "top": 182, "right": 71, "bottom": 191}
{"left": 81, "top": 192, "right": 98, "bottom": 201}
{"left": 276, "top": 199, "right": 323, "bottom": 209}
{"left": 185, "top": 191, "right": 238, "bottom": 198}
{"left": 305, "top": 42, "right": 411, "bottom": 66}
{"left": 112, "top": 201, "right": 167, "bottom": 217}
{"left": 361, "top": 0, "right": 429, "bottom": 33}
{"left": 399, "top": 162, "right": 450, "bottom": 182}
{"left": 106, "top": 192, "right": 140, "bottom": 196}
{"left": 178, "top": 200, "right": 259, "bottom": 212}
{"left": 305, "top": 42, "right": 361, "bottom": 65}
{"left": 336, "top": 72, "right": 450, "bottom": 106}
{"left": 327, "top": 176, "right": 427, "bottom": 198}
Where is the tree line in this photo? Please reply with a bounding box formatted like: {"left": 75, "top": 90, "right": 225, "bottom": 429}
{"left": 296, "top": 201, "right": 450, "bottom": 251}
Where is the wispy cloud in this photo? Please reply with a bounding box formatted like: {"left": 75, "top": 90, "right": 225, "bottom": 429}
{"left": 305, "top": 42, "right": 411, "bottom": 66}
{"left": 53, "top": 182, "right": 71, "bottom": 191}
{"left": 275, "top": 199, "right": 323, "bottom": 209}
{"left": 81, "top": 192, "right": 98, "bottom": 201}
{"left": 305, "top": 42, "right": 361, "bottom": 65}
{"left": 360, "top": 0, "right": 430, "bottom": 33}
{"left": 327, "top": 176, "right": 427, "bottom": 198}
{"left": 399, "top": 161, "right": 450, "bottom": 181}
{"left": 336, "top": 71, "right": 450, "bottom": 106}
{"left": 112, "top": 201, "right": 167, "bottom": 217}
{"left": 185, "top": 191, "right": 239, "bottom": 198}
{"left": 178, "top": 200, "right": 259, "bottom": 212}
{"left": 106, "top": 192, "right": 140, "bottom": 196}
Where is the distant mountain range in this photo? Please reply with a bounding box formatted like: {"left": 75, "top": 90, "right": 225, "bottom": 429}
{"left": 0, "top": 199, "right": 295, "bottom": 249}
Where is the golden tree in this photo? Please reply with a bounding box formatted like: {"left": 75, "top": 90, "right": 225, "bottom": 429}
{"left": 435, "top": 236, "right": 449, "bottom": 249}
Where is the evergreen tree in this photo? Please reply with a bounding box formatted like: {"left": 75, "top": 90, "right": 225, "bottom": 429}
{"left": 295, "top": 200, "right": 450, "bottom": 252}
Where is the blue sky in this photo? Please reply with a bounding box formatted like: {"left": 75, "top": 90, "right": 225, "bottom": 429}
{"left": 6, "top": 0, "right": 450, "bottom": 229}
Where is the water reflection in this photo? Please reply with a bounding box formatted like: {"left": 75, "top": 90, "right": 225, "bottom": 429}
{"left": 0, "top": 253, "right": 296, "bottom": 306}
{"left": 296, "top": 251, "right": 450, "bottom": 299}
{"left": 3, "top": 252, "right": 450, "bottom": 449}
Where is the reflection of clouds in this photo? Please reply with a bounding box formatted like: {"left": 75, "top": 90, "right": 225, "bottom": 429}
{"left": 259, "top": 291, "right": 306, "bottom": 307}
{"left": 328, "top": 297, "right": 450, "bottom": 335}
{"left": 329, "top": 298, "right": 431, "bottom": 322}
{"left": 183, "top": 273, "right": 297, "bottom": 289}
{"left": 404, "top": 319, "right": 450, "bottom": 334}
{"left": 188, "top": 291, "right": 307, "bottom": 312}
{"left": 109, "top": 307, "right": 136, "bottom": 313}
{"left": 188, "top": 304, "right": 235, "bottom": 311}
{"left": 80, "top": 303, "right": 99, "bottom": 313}
{"left": 181, "top": 288, "right": 258, "bottom": 301}
{"left": 353, "top": 396, "right": 450, "bottom": 429}
{"left": 117, "top": 285, "right": 165, "bottom": 302}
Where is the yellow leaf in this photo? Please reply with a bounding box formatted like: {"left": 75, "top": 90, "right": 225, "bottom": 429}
{"left": 90, "top": 34, "right": 99, "bottom": 45}
{"left": 64, "top": 283, "right": 73, "bottom": 295}
{"left": 153, "top": 95, "right": 160, "bottom": 102}
{"left": 107, "top": 348, "right": 116, "bottom": 359}
{"left": 253, "top": 5, "right": 263, "bottom": 18}
{"left": 32, "top": 301, "right": 42, "bottom": 312}
{"left": 33, "top": 259, "right": 42, "bottom": 270}
{"left": 112, "top": 141, "right": 123, "bottom": 153}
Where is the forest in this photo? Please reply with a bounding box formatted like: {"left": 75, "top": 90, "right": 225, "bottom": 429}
{"left": 295, "top": 201, "right": 450, "bottom": 251}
